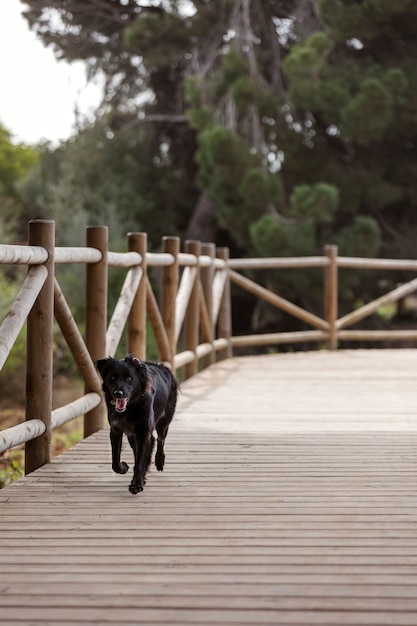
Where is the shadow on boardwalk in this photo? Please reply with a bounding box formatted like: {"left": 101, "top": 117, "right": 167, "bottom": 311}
{"left": 1, "top": 350, "right": 417, "bottom": 625}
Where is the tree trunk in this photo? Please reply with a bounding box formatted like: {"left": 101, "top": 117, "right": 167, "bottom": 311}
{"left": 186, "top": 191, "right": 218, "bottom": 243}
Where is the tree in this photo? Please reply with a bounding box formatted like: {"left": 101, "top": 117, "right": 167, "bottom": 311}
{"left": 21, "top": 0, "right": 305, "bottom": 249}
{"left": 0, "top": 123, "right": 38, "bottom": 241}
{"left": 22, "top": 0, "right": 199, "bottom": 240}
{"left": 20, "top": 120, "right": 188, "bottom": 249}
{"left": 282, "top": 0, "right": 417, "bottom": 259}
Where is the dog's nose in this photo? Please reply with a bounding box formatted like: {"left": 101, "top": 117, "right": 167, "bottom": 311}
{"left": 114, "top": 389, "right": 124, "bottom": 398}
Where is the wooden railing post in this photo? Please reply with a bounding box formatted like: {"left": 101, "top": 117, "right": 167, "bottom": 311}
{"left": 127, "top": 232, "right": 147, "bottom": 359}
{"left": 25, "top": 219, "right": 55, "bottom": 474}
{"left": 324, "top": 244, "right": 338, "bottom": 350}
{"left": 162, "top": 236, "right": 179, "bottom": 369}
{"left": 84, "top": 226, "right": 108, "bottom": 437}
{"left": 184, "top": 240, "right": 201, "bottom": 380}
{"left": 217, "top": 247, "right": 233, "bottom": 360}
{"left": 201, "top": 242, "right": 216, "bottom": 368}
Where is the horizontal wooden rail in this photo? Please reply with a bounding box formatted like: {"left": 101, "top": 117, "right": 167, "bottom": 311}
{"left": 107, "top": 250, "right": 141, "bottom": 268}
{"left": 147, "top": 252, "right": 175, "bottom": 267}
{"left": 0, "top": 394, "right": 102, "bottom": 454}
{"left": 229, "top": 256, "right": 329, "bottom": 269}
{"left": 0, "top": 420, "right": 46, "bottom": 454}
{"left": 55, "top": 246, "right": 102, "bottom": 264}
{"left": 51, "top": 393, "right": 102, "bottom": 429}
{"left": 337, "top": 329, "right": 417, "bottom": 341}
{"left": 338, "top": 256, "right": 417, "bottom": 271}
{"left": 0, "top": 244, "right": 48, "bottom": 265}
{"left": 231, "top": 330, "right": 327, "bottom": 348}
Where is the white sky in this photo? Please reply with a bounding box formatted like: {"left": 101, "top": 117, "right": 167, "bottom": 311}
{"left": 0, "top": 1, "right": 103, "bottom": 145}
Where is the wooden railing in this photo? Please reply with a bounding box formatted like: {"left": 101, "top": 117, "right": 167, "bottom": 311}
{"left": 1, "top": 219, "right": 417, "bottom": 472}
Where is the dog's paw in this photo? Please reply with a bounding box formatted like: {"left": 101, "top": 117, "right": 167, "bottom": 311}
{"left": 155, "top": 452, "right": 165, "bottom": 472}
{"left": 113, "top": 461, "right": 129, "bottom": 474}
{"left": 129, "top": 483, "right": 143, "bottom": 495}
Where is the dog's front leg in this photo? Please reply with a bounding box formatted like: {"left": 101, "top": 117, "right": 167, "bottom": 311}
{"left": 127, "top": 434, "right": 145, "bottom": 494}
{"left": 127, "top": 433, "right": 155, "bottom": 494}
{"left": 110, "top": 429, "right": 129, "bottom": 474}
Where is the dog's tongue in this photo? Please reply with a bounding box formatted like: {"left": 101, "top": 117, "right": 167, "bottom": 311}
{"left": 115, "top": 398, "right": 128, "bottom": 413}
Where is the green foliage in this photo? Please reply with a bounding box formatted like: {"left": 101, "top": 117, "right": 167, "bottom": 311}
{"left": 335, "top": 215, "right": 381, "bottom": 257}
{"left": 334, "top": 215, "right": 382, "bottom": 296}
{"left": 196, "top": 125, "right": 285, "bottom": 247}
{"left": 0, "top": 123, "right": 38, "bottom": 242}
{"left": 282, "top": 0, "right": 417, "bottom": 266}
{"left": 0, "top": 125, "right": 38, "bottom": 196}
{"left": 250, "top": 214, "right": 313, "bottom": 258}
{"left": 221, "top": 49, "right": 249, "bottom": 87}
{"left": 283, "top": 33, "right": 334, "bottom": 111}
{"left": 340, "top": 79, "right": 393, "bottom": 143}
{"left": 250, "top": 182, "right": 339, "bottom": 259}
{"left": 319, "top": 0, "right": 414, "bottom": 42}
{"left": 231, "top": 77, "right": 258, "bottom": 116}
{"left": 366, "top": 179, "right": 404, "bottom": 210}
{"left": 196, "top": 125, "right": 252, "bottom": 243}
{"left": 124, "top": 11, "right": 190, "bottom": 69}
{"left": 20, "top": 119, "right": 186, "bottom": 249}
{"left": 290, "top": 183, "right": 339, "bottom": 224}
{"left": 240, "top": 169, "right": 284, "bottom": 218}
{"left": 0, "top": 451, "right": 24, "bottom": 489}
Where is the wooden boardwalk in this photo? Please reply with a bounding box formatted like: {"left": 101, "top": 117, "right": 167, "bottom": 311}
{"left": 2, "top": 349, "right": 417, "bottom": 625}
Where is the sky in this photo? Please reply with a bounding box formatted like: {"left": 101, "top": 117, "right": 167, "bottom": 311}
{"left": 0, "top": 1, "right": 103, "bottom": 145}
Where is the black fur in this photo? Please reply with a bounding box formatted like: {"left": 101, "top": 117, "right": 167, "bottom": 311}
{"left": 96, "top": 355, "right": 179, "bottom": 494}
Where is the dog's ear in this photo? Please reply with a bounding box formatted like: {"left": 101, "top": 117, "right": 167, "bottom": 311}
{"left": 125, "top": 355, "right": 146, "bottom": 370}
{"left": 95, "top": 357, "right": 113, "bottom": 377}
{"left": 132, "top": 357, "right": 146, "bottom": 369}
{"left": 126, "top": 355, "right": 148, "bottom": 386}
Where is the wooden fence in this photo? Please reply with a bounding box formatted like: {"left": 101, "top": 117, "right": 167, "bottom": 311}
{"left": 1, "top": 219, "right": 417, "bottom": 473}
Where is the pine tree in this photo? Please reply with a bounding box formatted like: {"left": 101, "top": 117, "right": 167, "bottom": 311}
{"left": 283, "top": 0, "right": 417, "bottom": 258}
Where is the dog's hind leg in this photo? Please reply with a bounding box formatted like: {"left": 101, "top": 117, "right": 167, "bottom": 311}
{"left": 155, "top": 417, "right": 172, "bottom": 471}
{"left": 155, "top": 374, "right": 178, "bottom": 471}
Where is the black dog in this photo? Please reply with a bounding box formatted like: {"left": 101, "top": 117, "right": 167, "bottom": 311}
{"left": 96, "top": 355, "right": 179, "bottom": 494}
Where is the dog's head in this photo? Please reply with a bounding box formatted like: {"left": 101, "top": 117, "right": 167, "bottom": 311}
{"left": 96, "top": 355, "right": 148, "bottom": 413}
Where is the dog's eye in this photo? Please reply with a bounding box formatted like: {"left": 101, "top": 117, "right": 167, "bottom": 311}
{"left": 110, "top": 375, "right": 116, "bottom": 382}
{"left": 126, "top": 376, "right": 133, "bottom": 383}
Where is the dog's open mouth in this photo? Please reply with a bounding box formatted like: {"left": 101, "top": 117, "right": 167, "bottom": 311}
{"left": 111, "top": 397, "right": 129, "bottom": 413}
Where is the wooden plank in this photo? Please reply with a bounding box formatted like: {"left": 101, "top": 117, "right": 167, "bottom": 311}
{"left": 3, "top": 579, "right": 417, "bottom": 594}
{"left": 1, "top": 607, "right": 417, "bottom": 626}
{"left": 3, "top": 593, "right": 417, "bottom": 612}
